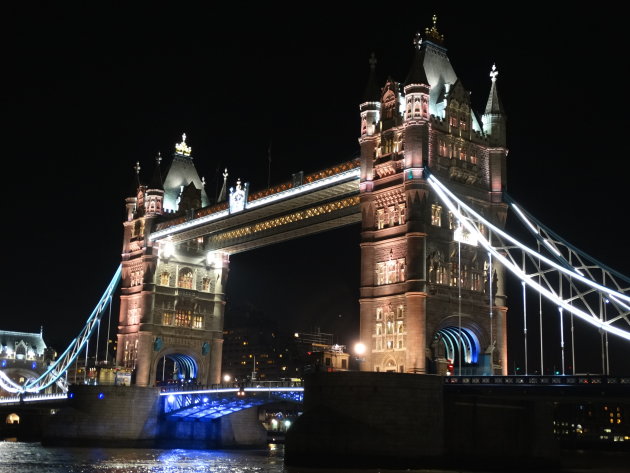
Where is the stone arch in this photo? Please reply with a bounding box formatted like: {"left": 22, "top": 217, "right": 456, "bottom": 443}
{"left": 383, "top": 358, "right": 397, "bottom": 372}
{"left": 152, "top": 346, "right": 201, "bottom": 386}
{"left": 432, "top": 316, "right": 485, "bottom": 369}
{"left": 177, "top": 267, "right": 194, "bottom": 289}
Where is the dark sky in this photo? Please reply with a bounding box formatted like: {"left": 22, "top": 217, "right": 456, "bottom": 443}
{"left": 3, "top": 5, "right": 629, "bottom": 374}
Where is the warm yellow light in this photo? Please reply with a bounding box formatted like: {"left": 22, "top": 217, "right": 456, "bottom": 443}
{"left": 223, "top": 374, "right": 231, "bottom": 383}
{"left": 162, "top": 241, "right": 175, "bottom": 259}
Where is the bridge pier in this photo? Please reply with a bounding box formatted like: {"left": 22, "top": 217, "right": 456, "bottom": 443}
{"left": 285, "top": 371, "right": 560, "bottom": 470}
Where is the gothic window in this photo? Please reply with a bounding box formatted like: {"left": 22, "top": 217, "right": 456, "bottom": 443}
{"left": 128, "top": 307, "right": 140, "bottom": 325}
{"left": 376, "top": 324, "right": 382, "bottom": 336}
{"left": 398, "top": 203, "right": 406, "bottom": 225}
{"left": 472, "top": 272, "right": 482, "bottom": 292}
{"left": 175, "top": 310, "right": 192, "bottom": 327}
{"left": 470, "top": 149, "right": 478, "bottom": 165}
{"left": 431, "top": 204, "right": 442, "bottom": 226}
{"left": 386, "top": 319, "right": 394, "bottom": 334}
{"left": 398, "top": 258, "right": 405, "bottom": 281}
{"left": 460, "top": 115, "right": 468, "bottom": 131}
{"left": 376, "top": 307, "right": 383, "bottom": 320}
{"left": 361, "top": 117, "right": 367, "bottom": 135}
{"left": 388, "top": 206, "right": 395, "bottom": 226}
{"left": 202, "top": 277, "right": 210, "bottom": 292}
{"left": 406, "top": 102, "right": 412, "bottom": 119}
{"left": 178, "top": 268, "right": 193, "bottom": 289}
{"left": 193, "top": 316, "right": 204, "bottom": 329}
{"left": 439, "top": 140, "right": 447, "bottom": 157}
{"left": 382, "top": 91, "right": 396, "bottom": 119}
{"left": 414, "top": 100, "right": 421, "bottom": 117}
{"left": 160, "top": 271, "right": 170, "bottom": 286}
{"left": 386, "top": 340, "right": 394, "bottom": 350}
{"left": 448, "top": 211, "right": 456, "bottom": 229}
{"left": 376, "top": 262, "right": 386, "bottom": 285}
{"left": 397, "top": 305, "right": 404, "bottom": 318}
{"left": 397, "top": 321, "right": 404, "bottom": 334}
{"left": 397, "top": 340, "right": 404, "bottom": 349}
{"left": 376, "top": 339, "right": 382, "bottom": 351}
{"left": 459, "top": 148, "right": 466, "bottom": 161}
{"left": 376, "top": 209, "right": 385, "bottom": 230}
{"left": 449, "top": 115, "right": 458, "bottom": 127}
{"left": 130, "top": 269, "right": 144, "bottom": 287}
{"left": 422, "top": 96, "right": 428, "bottom": 117}
{"left": 162, "top": 312, "right": 174, "bottom": 325}
{"left": 386, "top": 259, "right": 397, "bottom": 284}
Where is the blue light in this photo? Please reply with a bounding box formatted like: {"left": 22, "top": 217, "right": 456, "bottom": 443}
{"left": 69, "top": 392, "right": 74, "bottom": 398}
{"left": 1, "top": 360, "right": 6, "bottom": 368}
{"left": 203, "top": 397, "right": 209, "bottom": 403}
{"left": 167, "top": 395, "right": 175, "bottom": 403}
{"left": 32, "top": 361, "right": 37, "bottom": 369}
{"left": 98, "top": 393, "right": 105, "bottom": 399}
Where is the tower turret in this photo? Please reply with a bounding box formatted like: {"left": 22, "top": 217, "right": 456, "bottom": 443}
{"left": 482, "top": 64, "right": 507, "bottom": 147}
{"left": 125, "top": 161, "right": 141, "bottom": 222}
{"left": 144, "top": 152, "right": 164, "bottom": 216}
{"left": 359, "top": 54, "right": 381, "bottom": 191}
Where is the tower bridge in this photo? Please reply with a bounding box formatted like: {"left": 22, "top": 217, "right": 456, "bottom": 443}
{"left": 1, "top": 18, "right": 629, "bottom": 463}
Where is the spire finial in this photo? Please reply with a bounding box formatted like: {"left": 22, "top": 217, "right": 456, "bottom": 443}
{"left": 424, "top": 13, "right": 444, "bottom": 43}
{"left": 156, "top": 151, "right": 162, "bottom": 166}
{"left": 201, "top": 176, "right": 206, "bottom": 187}
{"left": 175, "top": 133, "right": 192, "bottom": 156}
{"left": 413, "top": 32, "right": 422, "bottom": 50}
{"left": 134, "top": 161, "right": 141, "bottom": 175}
{"left": 223, "top": 168, "right": 228, "bottom": 181}
{"left": 369, "top": 52, "right": 377, "bottom": 70}
{"left": 490, "top": 63, "right": 498, "bottom": 82}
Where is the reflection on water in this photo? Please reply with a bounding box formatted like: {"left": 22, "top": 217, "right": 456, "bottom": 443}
{"left": 2, "top": 441, "right": 630, "bottom": 473}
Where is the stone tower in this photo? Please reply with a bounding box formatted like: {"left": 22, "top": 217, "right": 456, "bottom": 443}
{"left": 117, "top": 134, "right": 227, "bottom": 386}
{"left": 358, "top": 17, "right": 509, "bottom": 375}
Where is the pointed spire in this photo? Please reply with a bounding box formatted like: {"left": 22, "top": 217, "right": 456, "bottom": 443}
{"left": 404, "top": 31, "right": 430, "bottom": 87}
{"left": 149, "top": 152, "right": 164, "bottom": 189}
{"left": 362, "top": 53, "right": 380, "bottom": 102}
{"left": 485, "top": 63, "right": 505, "bottom": 115}
{"left": 424, "top": 14, "right": 444, "bottom": 44}
{"left": 218, "top": 168, "right": 228, "bottom": 202}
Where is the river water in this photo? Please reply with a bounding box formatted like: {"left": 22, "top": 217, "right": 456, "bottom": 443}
{"left": 1, "top": 440, "right": 629, "bottom": 473}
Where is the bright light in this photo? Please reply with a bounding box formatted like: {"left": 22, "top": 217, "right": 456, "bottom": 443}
{"left": 271, "top": 419, "right": 278, "bottom": 427}
{"left": 162, "top": 241, "right": 175, "bottom": 259}
{"left": 223, "top": 374, "right": 231, "bottom": 383}
{"left": 203, "top": 397, "right": 209, "bottom": 403}
{"left": 167, "top": 395, "right": 175, "bottom": 403}
{"left": 354, "top": 342, "right": 366, "bottom": 356}
{"left": 284, "top": 420, "right": 291, "bottom": 428}
{"left": 294, "top": 332, "right": 299, "bottom": 338}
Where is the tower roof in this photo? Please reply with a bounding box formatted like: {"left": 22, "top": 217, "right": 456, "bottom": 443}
{"left": 163, "top": 133, "right": 209, "bottom": 212}
{"left": 404, "top": 33, "right": 430, "bottom": 87}
{"left": 484, "top": 64, "right": 505, "bottom": 115}
{"left": 362, "top": 53, "right": 381, "bottom": 102}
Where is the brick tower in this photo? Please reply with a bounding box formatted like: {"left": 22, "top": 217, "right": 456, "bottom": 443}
{"left": 358, "top": 17, "right": 509, "bottom": 375}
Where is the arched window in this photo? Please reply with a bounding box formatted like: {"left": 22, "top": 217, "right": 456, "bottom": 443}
{"left": 178, "top": 268, "right": 193, "bottom": 289}
{"left": 202, "top": 277, "right": 210, "bottom": 291}
{"left": 160, "top": 271, "right": 170, "bottom": 286}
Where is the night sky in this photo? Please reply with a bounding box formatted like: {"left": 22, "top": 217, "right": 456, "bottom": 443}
{"left": 3, "top": 5, "right": 629, "bottom": 374}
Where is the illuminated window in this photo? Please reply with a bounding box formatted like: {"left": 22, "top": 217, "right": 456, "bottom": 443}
{"left": 202, "top": 277, "right": 210, "bottom": 292}
{"left": 448, "top": 211, "right": 456, "bottom": 229}
{"left": 162, "top": 312, "right": 173, "bottom": 325}
{"left": 130, "top": 269, "right": 144, "bottom": 287}
{"left": 397, "top": 322, "right": 404, "bottom": 334}
{"left": 192, "top": 316, "right": 203, "bottom": 329}
{"left": 376, "top": 324, "right": 382, "bottom": 336}
{"left": 431, "top": 204, "right": 442, "bottom": 226}
{"left": 160, "top": 271, "right": 170, "bottom": 286}
{"left": 376, "top": 262, "right": 386, "bottom": 285}
{"left": 470, "top": 150, "right": 478, "bottom": 165}
{"left": 388, "top": 206, "right": 395, "bottom": 226}
{"left": 178, "top": 268, "right": 193, "bottom": 289}
{"left": 472, "top": 273, "right": 482, "bottom": 291}
{"left": 398, "top": 340, "right": 404, "bottom": 349}
{"left": 175, "top": 310, "right": 192, "bottom": 327}
{"left": 459, "top": 148, "right": 466, "bottom": 161}
{"left": 398, "top": 203, "right": 406, "bottom": 225}
{"left": 376, "top": 308, "right": 383, "bottom": 320}
{"left": 376, "top": 209, "right": 385, "bottom": 230}
{"left": 460, "top": 115, "right": 468, "bottom": 131}
{"left": 397, "top": 305, "right": 404, "bottom": 318}
{"left": 439, "top": 140, "right": 447, "bottom": 157}
{"left": 449, "top": 116, "right": 458, "bottom": 127}
{"left": 386, "top": 340, "right": 393, "bottom": 350}
{"left": 386, "top": 319, "right": 394, "bottom": 334}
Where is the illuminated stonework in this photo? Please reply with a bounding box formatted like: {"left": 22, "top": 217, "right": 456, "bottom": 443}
{"left": 210, "top": 196, "right": 360, "bottom": 244}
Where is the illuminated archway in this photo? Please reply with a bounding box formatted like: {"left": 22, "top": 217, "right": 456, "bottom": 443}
{"left": 434, "top": 326, "right": 480, "bottom": 365}
{"left": 155, "top": 353, "right": 198, "bottom": 383}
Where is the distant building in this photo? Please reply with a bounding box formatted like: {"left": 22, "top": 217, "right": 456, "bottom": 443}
{"left": 0, "top": 329, "right": 57, "bottom": 395}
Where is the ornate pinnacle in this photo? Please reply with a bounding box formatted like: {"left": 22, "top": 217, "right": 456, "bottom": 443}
{"left": 490, "top": 63, "right": 498, "bottom": 82}
{"left": 155, "top": 151, "right": 162, "bottom": 166}
{"left": 201, "top": 176, "right": 206, "bottom": 187}
{"left": 413, "top": 32, "right": 422, "bottom": 50}
{"left": 134, "top": 161, "right": 141, "bottom": 175}
{"left": 175, "top": 133, "right": 192, "bottom": 156}
{"left": 424, "top": 14, "right": 444, "bottom": 43}
{"left": 223, "top": 168, "right": 228, "bottom": 181}
{"left": 369, "top": 52, "right": 377, "bottom": 70}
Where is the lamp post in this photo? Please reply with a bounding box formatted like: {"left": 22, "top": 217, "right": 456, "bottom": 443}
{"left": 353, "top": 342, "right": 366, "bottom": 371}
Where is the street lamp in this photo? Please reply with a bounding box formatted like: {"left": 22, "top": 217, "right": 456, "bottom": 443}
{"left": 223, "top": 374, "right": 231, "bottom": 384}
{"left": 353, "top": 342, "right": 366, "bottom": 371}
